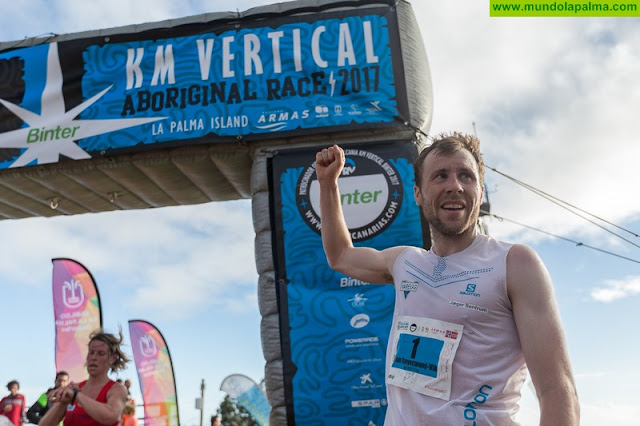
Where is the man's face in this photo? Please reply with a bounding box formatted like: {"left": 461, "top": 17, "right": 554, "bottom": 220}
{"left": 55, "top": 374, "right": 69, "bottom": 389}
{"left": 414, "top": 149, "right": 483, "bottom": 237}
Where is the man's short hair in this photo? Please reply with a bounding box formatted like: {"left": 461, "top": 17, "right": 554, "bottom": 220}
{"left": 414, "top": 132, "right": 485, "bottom": 187}
{"left": 55, "top": 371, "right": 69, "bottom": 380}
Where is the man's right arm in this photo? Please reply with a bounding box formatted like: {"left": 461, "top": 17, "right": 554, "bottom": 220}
{"left": 316, "top": 144, "right": 404, "bottom": 284}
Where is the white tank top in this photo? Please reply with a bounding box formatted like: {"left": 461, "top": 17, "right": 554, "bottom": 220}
{"left": 385, "top": 235, "right": 527, "bottom": 425}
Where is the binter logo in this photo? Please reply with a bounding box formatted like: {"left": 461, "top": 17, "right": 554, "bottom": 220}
{"left": 62, "top": 279, "right": 85, "bottom": 309}
{"left": 296, "top": 147, "right": 403, "bottom": 241}
{"left": 139, "top": 335, "right": 158, "bottom": 357}
{"left": 0, "top": 42, "right": 163, "bottom": 168}
{"left": 27, "top": 125, "right": 81, "bottom": 144}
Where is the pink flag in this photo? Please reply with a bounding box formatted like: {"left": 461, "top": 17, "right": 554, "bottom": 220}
{"left": 128, "top": 320, "right": 180, "bottom": 426}
{"left": 52, "top": 258, "right": 103, "bottom": 382}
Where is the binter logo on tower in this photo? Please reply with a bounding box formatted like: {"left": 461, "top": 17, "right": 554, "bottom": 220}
{"left": 296, "top": 147, "right": 403, "bottom": 241}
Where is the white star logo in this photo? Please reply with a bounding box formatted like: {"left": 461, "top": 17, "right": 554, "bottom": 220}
{"left": 0, "top": 42, "right": 165, "bottom": 168}
{"left": 360, "top": 373, "right": 372, "bottom": 384}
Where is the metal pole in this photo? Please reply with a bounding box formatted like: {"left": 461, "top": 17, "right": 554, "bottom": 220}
{"left": 200, "top": 379, "right": 205, "bottom": 426}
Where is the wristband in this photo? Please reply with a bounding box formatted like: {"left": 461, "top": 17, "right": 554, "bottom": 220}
{"left": 72, "top": 387, "right": 79, "bottom": 404}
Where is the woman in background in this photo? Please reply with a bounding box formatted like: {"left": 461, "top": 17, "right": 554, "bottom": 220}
{"left": 40, "top": 329, "right": 130, "bottom": 426}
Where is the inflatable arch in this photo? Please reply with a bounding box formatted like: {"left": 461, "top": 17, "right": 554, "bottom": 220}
{"left": 0, "top": 1, "right": 432, "bottom": 423}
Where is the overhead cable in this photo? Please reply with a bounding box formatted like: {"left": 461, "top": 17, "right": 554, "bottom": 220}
{"left": 486, "top": 164, "right": 640, "bottom": 250}
{"left": 482, "top": 210, "right": 640, "bottom": 265}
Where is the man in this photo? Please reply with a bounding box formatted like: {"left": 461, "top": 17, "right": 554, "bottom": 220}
{"left": 0, "top": 381, "right": 26, "bottom": 426}
{"left": 26, "top": 372, "right": 69, "bottom": 424}
{"left": 315, "top": 133, "right": 579, "bottom": 424}
{"left": 123, "top": 379, "right": 134, "bottom": 405}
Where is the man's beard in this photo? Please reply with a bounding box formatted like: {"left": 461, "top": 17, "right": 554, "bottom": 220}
{"left": 422, "top": 202, "right": 479, "bottom": 237}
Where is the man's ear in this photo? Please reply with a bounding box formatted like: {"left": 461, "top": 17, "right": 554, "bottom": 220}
{"left": 414, "top": 185, "right": 422, "bottom": 206}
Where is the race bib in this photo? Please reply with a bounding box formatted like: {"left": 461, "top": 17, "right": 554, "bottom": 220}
{"left": 386, "top": 315, "right": 463, "bottom": 400}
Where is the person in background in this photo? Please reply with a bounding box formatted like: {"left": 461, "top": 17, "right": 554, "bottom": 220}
{"left": 0, "top": 381, "right": 26, "bottom": 426}
{"left": 210, "top": 415, "right": 221, "bottom": 426}
{"left": 315, "top": 134, "right": 579, "bottom": 424}
{"left": 27, "top": 372, "right": 69, "bottom": 424}
{"left": 39, "top": 328, "right": 130, "bottom": 426}
{"left": 123, "top": 380, "right": 134, "bottom": 405}
{"left": 120, "top": 403, "right": 138, "bottom": 426}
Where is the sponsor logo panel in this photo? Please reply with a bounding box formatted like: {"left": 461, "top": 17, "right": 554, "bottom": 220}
{"left": 297, "top": 148, "right": 403, "bottom": 241}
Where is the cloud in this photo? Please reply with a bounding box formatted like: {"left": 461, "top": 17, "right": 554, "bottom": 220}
{"left": 579, "top": 402, "right": 640, "bottom": 426}
{"left": 590, "top": 275, "right": 640, "bottom": 302}
{"left": 574, "top": 371, "right": 606, "bottom": 379}
{"left": 101, "top": 201, "right": 258, "bottom": 318}
{"left": 0, "top": 0, "right": 284, "bottom": 42}
{"left": 127, "top": 221, "right": 259, "bottom": 319}
{"left": 412, "top": 4, "right": 640, "bottom": 247}
{"left": 0, "top": 200, "right": 258, "bottom": 318}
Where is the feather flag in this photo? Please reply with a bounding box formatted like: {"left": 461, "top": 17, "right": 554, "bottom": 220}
{"left": 128, "top": 320, "right": 180, "bottom": 426}
{"left": 52, "top": 258, "right": 103, "bottom": 382}
{"left": 220, "top": 374, "right": 270, "bottom": 426}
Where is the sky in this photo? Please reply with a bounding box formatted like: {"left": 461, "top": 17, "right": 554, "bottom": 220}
{"left": 0, "top": 1, "right": 639, "bottom": 425}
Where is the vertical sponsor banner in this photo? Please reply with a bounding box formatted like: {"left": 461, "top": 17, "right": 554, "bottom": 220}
{"left": 270, "top": 140, "right": 427, "bottom": 424}
{"left": 220, "top": 374, "right": 270, "bottom": 426}
{"left": 52, "top": 258, "right": 103, "bottom": 382}
{"left": 128, "top": 320, "right": 179, "bottom": 426}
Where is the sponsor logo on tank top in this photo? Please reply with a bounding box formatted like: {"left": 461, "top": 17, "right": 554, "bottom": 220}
{"left": 459, "top": 283, "right": 481, "bottom": 297}
{"left": 403, "top": 258, "right": 493, "bottom": 289}
{"left": 463, "top": 384, "right": 494, "bottom": 424}
{"left": 400, "top": 280, "right": 419, "bottom": 298}
{"left": 400, "top": 280, "right": 419, "bottom": 292}
{"left": 449, "top": 300, "right": 489, "bottom": 313}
